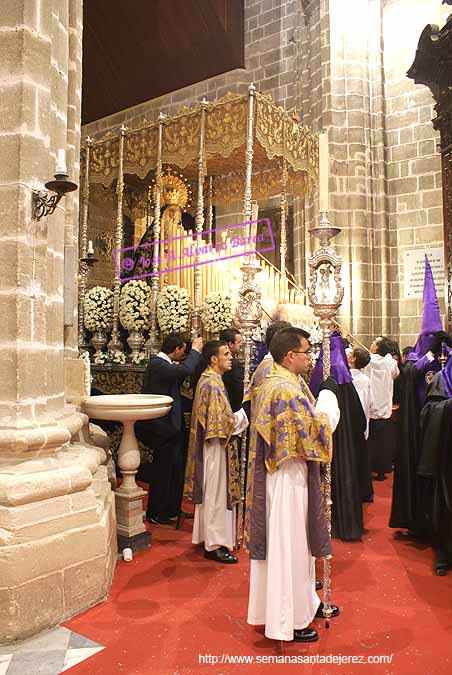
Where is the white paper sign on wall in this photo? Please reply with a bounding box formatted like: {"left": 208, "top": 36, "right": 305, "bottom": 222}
{"left": 404, "top": 248, "right": 445, "bottom": 299}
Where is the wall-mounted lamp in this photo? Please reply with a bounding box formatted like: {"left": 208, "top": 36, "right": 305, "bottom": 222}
{"left": 32, "top": 149, "right": 78, "bottom": 220}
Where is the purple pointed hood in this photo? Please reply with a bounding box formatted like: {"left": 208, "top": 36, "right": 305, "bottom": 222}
{"left": 310, "top": 332, "right": 352, "bottom": 397}
{"left": 408, "top": 256, "right": 443, "bottom": 361}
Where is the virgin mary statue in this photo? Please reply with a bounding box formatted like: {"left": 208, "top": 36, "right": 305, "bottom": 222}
{"left": 125, "top": 171, "right": 194, "bottom": 281}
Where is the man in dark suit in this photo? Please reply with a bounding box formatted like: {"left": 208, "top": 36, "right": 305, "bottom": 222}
{"left": 219, "top": 328, "right": 244, "bottom": 412}
{"left": 140, "top": 332, "right": 203, "bottom": 524}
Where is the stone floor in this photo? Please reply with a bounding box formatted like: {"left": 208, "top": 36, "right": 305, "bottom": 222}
{"left": 0, "top": 626, "right": 104, "bottom": 675}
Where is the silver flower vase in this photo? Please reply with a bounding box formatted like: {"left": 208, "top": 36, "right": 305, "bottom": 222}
{"left": 91, "top": 329, "right": 108, "bottom": 358}
{"left": 127, "top": 329, "right": 145, "bottom": 358}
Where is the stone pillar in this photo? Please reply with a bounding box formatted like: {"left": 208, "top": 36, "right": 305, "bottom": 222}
{"left": 382, "top": 0, "right": 449, "bottom": 345}
{"left": 0, "top": 0, "right": 116, "bottom": 643}
{"left": 294, "top": 0, "right": 449, "bottom": 345}
{"left": 294, "top": 0, "right": 394, "bottom": 345}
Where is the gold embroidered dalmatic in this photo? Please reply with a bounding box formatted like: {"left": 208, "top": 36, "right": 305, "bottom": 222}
{"left": 245, "top": 363, "right": 333, "bottom": 553}
{"left": 184, "top": 367, "right": 241, "bottom": 508}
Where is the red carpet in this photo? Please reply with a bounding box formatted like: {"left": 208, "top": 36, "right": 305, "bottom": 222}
{"left": 65, "top": 477, "right": 452, "bottom": 674}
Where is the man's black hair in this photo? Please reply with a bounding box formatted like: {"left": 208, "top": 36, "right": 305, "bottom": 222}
{"left": 203, "top": 339, "right": 228, "bottom": 365}
{"left": 219, "top": 327, "right": 241, "bottom": 343}
{"left": 385, "top": 339, "right": 401, "bottom": 362}
{"left": 375, "top": 336, "right": 392, "bottom": 357}
{"left": 402, "top": 346, "right": 414, "bottom": 357}
{"left": 265, "top": 320, "right": 292, "bottom": 348}
{"left": 270, "top": 327, "right": 310, "bottom": 364}
{"left": 353, "top": 347, "right": 371, "bottom": 370}
{"left": 161, "top": 332, "right": 185, "bottom": 354}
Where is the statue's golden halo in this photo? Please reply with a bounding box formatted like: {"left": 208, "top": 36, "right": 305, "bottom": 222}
{"left": 152, "top": 169, "right": 192, "bottom": 211}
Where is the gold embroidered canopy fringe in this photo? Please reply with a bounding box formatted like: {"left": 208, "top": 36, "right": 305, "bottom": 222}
{"left": 84, "top": 92, "right": 319, "bottom": 204}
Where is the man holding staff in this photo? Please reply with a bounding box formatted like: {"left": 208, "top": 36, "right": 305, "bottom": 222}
{"left": 246, "top": 327, "right": 340, "bottom": 642}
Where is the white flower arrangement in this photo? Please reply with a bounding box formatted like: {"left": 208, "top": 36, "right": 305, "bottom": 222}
{"left": 130, "top": 352, "right": 147, "bottom": 366}
{"left": 111, "top": 351, "right": 127, "bottom": 365}
{"left": 306, "top": 324, "right": 323, "bottom": 346}
{"left": 94, "top": 352, "right": 110, "bottom": 365}
{"left": 157, "top": 285, "right": 190, "bottom": 334}
{"left": 84, "top": 286, "right": 113, "bottom": 332}
{"left": 201, "top": 292, "right": 233, "bottom": 333}
{"left": 119, "top": 280, "right": 151, "bottom": 331}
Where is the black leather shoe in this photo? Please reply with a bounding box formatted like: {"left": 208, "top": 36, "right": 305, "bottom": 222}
{"left": 293, "top": 628, "right": 318, "bottom": 643}
{"left": 146, "top": 515, "right": 174, "bottom": 525}
{"left": 315, "top": 580, "right": 322, "bottom": 591}
{"left": 315, "top": 602, "right": 340, "bottom": 618}
{"left": 204, "top": 548, "right": 238, "bottom": 564}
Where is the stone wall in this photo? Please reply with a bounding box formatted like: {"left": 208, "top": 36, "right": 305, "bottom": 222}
{"left": 294, "top": 0, "right": 449, "bottom": 346}
{"left": 81, "top": 0, "right": 449, "bottom": 346}
{"left": 0, "top": 0, "right": 116, "bottom": 643}
{"left": 382, "top": 0, "right": 448, "bottom": 346}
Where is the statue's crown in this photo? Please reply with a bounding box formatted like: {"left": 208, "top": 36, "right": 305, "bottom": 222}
{"left": 159, "top": 171, "right": 190, "bottom": 209}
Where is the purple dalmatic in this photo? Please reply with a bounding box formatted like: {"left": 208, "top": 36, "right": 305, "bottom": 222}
{"left": 310, "top": 332, "right": 352, "bottom": 397}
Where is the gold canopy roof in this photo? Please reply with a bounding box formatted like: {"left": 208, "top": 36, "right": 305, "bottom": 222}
{"left": 86, "top": 91, "right": 319, "bottom": 204}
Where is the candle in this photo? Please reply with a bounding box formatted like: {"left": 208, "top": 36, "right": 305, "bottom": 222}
{"left": 87, "top": 240, "right": 94, "bottom": 255}
{"left": 176, "top": 232, "right": 181, "bottom": 288}
{"left": 319, "top": 132, "right": 329, "bottom": 212}
{"left": 56, "top": 148, "right": 67, "bottom": 175}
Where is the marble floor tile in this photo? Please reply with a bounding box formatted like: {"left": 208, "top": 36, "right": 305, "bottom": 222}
{"left": 61, "top": 647, "right": 104, "bottom": 672}
{"left": 6, "top": 650, "right": 66, "bottom": 675}
{"left": 67, "top": 632, "right": 100, "bottom": 650}
{"left": 0, "top": 627, "right": 104, "bottom": 675}
{"left": 0, "top": 656, "right": 12, "bottom": 675}
{"left": 13, "top": 627, "right": 72, "bottom": 653}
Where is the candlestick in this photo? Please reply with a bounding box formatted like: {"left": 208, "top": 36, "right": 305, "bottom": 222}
{"left": 56, "top": 148, "right": 67, "bottom": 175}
{"left": 319, "top": 132, "right": 329, "bottom": 212}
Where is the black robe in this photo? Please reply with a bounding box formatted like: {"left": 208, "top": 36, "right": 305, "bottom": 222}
{"left": 222, "top": 357, "right": 245, "bottom": 413}
{"left": 389, "top": 360, "right": 439, "bottom": 530}
{"left": 418, "top": 374, "right": 452, "bottom": 570}
{"left": 331, "top": 382, "right": 367, "bottom": 541}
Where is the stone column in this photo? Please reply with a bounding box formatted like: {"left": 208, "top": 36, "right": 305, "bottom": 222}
{"left": 382, "top": 0, "right": 449, "bottom": 344}
{"left": 294, "top": 0, "right": 449, "bottom": 345}
{"left": 0, "top": 0, "right": 116, "bottom": 643}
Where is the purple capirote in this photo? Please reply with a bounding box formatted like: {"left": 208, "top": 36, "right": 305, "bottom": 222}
{"left": 408, "top": 255, "right": 443, "bottom": 362}
{"left": 309, "top": 331, "right": 352, "bottom": 397}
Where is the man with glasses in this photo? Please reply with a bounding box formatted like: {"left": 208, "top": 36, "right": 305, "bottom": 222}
{"left": 246, "top": 327, "right": 340, "bottom": 643}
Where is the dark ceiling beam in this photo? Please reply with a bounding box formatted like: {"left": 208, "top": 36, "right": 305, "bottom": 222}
{"left": 82, "top": 0, "right": 245, "bottom": 125}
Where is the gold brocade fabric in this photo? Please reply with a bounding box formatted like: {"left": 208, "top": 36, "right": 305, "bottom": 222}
{"left": 85, "top": 92, "right": 319, "bottom": 196}
{"left": 184, "top": 367, "right": 240, "bottom": 507}
{"left": 243, "top": 356, "right": 274, "bottom": 407}
{"left": 244, "top": 363, "right": 332, "bottom": 549}
{"left": 257, "top": 363, "right": 332, "bottom": 472}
